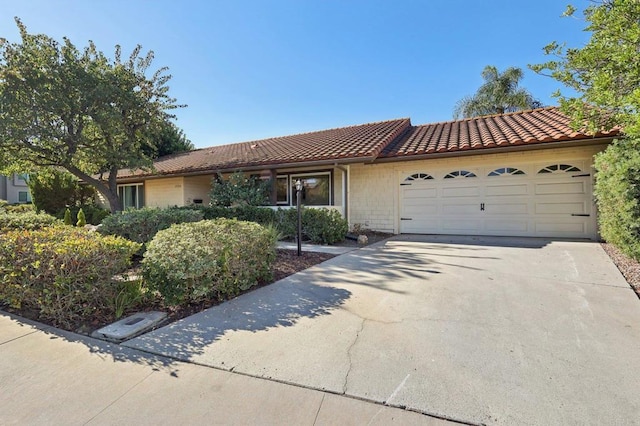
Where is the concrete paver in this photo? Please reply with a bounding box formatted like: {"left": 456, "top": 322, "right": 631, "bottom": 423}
{"left": 126, "top": 235, "right": 640, "bottom": 425}
{"left": 0, "top": 313, "right": 444, "bottom": 425}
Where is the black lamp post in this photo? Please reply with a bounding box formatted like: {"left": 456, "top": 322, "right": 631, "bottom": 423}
{"left": 295, "top": 179, "right": 302, "bottom": 256}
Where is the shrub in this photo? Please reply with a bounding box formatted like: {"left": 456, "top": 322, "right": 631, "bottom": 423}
{"left": 0, "top": 211, "right": 61, "bottom": 231}
{"left": 301, "top": 208, "right": 349, "bottom": 245}
{"left": 0, "top": 227, "right": 141, "bottom": 328}
{"left": 57, "top": 204, "right": 110, "bottom": 226}
{"left": 98, "top": 207, "right": 204, "bottom": 245}
{"left": 210, "top": 172, "right": 270, "bottom": 206}
{"left": 64, "top": 208, "right": 72, "bottom": 225}
{"left": 177, "top": 205, "right": 347, "bottom": 244}
{"left": 594, "top": 137, "right": 640, "bottom": 260}
{"left": 3, "top": 203, "right": 35, "bottom": 214}
{"left": 28, "top": 168, "right": 95, "bottom": 215}
{"left": 76, "top": 208, "right": 86, "bottom": 226}
{"left": 142, "top": 218, "right": 277, "bottom": 305}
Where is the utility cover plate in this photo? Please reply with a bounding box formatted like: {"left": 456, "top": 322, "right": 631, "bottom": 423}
{"left": 92, "top": 311, "right": 167, "bottom": 343}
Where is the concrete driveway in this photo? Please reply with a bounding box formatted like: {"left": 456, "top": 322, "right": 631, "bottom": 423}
{"left": 125, "top": 235, "right": 640, "bottom": 425}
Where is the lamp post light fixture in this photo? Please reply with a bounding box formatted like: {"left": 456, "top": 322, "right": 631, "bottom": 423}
{"left": 295, "top": 179, "right": 303, "bottom": 256}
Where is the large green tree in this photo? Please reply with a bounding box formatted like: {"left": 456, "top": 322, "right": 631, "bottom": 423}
{"left": 531, "top": 1, "right": 640, "bottom": 259}
{"left": 0, "top": 18, "right": 182, "bottom": 212}
{"left": 143, "top": 120, "right": 194, "bottom": 159}
{"left": 453, "top": 65, "right": 541, "bottom": 119}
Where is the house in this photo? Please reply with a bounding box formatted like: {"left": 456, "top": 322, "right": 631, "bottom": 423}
{"left": 110, "top": 107, "right": 618, "bottom": 240}
{"left": 0, "top": 174, "right": 31, "bottom": 204}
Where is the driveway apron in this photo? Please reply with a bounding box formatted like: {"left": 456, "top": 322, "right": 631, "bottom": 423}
{"left": 124, "top": 235, "right": 640, "bottom": 425}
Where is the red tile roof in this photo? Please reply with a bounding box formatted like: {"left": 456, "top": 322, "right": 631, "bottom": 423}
{"left": 380, "top": 107, "right": 618, "bottom": 158}
{"left": 116, "top": 107, "right": 617, "bottom": 180}
{"left": 118, "top": 118, "right": 411, "bottom": 178}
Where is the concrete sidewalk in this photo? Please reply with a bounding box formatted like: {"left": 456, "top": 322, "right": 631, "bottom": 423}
{"left": 277, "top": 241, "right": 358, "bottom": 255}
{"left": 0, "top": 312, "right": 447, "bottom": 425}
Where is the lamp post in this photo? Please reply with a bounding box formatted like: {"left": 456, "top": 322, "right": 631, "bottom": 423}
{"left": 295, "top": 179, "right": 302, "bottom": 256}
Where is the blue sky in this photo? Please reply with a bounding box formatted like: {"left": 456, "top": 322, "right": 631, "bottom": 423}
{"left": 0, "top": 0, "right": 591, "bottom": 148}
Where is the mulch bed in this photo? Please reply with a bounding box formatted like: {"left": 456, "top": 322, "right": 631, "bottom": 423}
{"left": 601, "top": 243, "right": 640, "bottom": 298}
{"left": 1, "top": 249, "right": 336, "bottom": 335}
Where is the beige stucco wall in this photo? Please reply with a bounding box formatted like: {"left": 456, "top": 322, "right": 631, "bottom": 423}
{"left": 145, "top": 177, "right": 185, "bottom": 208}
{"left": 183, "top": 175, "right": 213, "bottom": 205}
{"left": 349, "top": 144, "right": 609, "bottom": 234}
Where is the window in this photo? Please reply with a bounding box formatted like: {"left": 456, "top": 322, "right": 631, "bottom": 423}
{"left": 118, "top": 184, "right": 144, "bottom": 209}
{"left": 538, "top": 164, "right": 581, "bottom": 174}
{"left": 291, "top": 173, "right": 331, "bottom": 206}
{"left": 13, "top": 174, "right": 28, "bottom": 186}
{"left": 18, "top": 191, "right": 28, "bottom": 203}
{"left": 404, "top": 173, "right": 434, "bottom": 181}
{"left": 488, "top": 167, "right": 526, "bottom": 177}
{"left": 444, "top": 170, "right": 477, "bottom": 179}
{"left": 276, "top": 176, "right": 289, "bottom": 205}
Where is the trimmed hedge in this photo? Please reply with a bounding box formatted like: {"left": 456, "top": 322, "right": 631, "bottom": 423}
{"left": 0, "top": 211, "right": 62, "bottom": 231}
{"left": 177, "top": 205, "right": 348, "bottom": 245}
{"left": 594, "top": 137, "right": 640, "bottom": 260}
{"left": 0, "top": 227, "right": 141, "bottom": 328}
{"left": 98, "top": 207, "right": 204, "bottom": 245}
{"left": 142, "top": 218, "right": 277, "bottom": 305}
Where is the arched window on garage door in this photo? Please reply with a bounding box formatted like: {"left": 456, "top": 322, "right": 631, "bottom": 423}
{"left": 488, "top": 167, "right": 526, "bottom": 177}
{"left": 444, "top": 170, "right": 476, "bottom": 179}
{"left": 537, "top": 164, "right": 581, "bottom": 174}
{"left": 404, "top": 173, "right": 434, "bottom": 182}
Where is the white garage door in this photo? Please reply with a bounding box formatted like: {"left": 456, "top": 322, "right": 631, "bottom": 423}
{"left": 400, "top": 163, "right": 595, "bottom": 239}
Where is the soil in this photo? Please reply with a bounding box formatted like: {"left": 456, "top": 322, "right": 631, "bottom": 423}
{"left": 1, "top": 249, "right": 336, "bottom": 336}
{"left": 601, "top": 243, "right": 640, "bottom": 298}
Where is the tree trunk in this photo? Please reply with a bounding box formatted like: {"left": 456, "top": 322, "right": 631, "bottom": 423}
{"left": 65, "top": 164, "right": 122, "bottom": 213}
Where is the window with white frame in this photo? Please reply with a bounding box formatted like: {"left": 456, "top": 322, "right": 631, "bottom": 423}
{"left": 118, "top": 183, "right": 145, "bottom": 209}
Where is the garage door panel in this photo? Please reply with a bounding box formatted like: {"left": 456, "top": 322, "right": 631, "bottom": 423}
{"left": 403, "top": 204, "right": 437, "bottom": 215}
{"left": 535, "top": 221, "right": 587, "bottom": 235}
{"left": 442, "top": 186, "right": 480, "bottom": 197}
{"left": 535, "top": 181, "right": 586, "bottom": 195}
{"left": 403, "top": 187, "right": 437, "bottom": 199}
{"left": 535, "top": 202, "right": 586, "bottom": 215}
{"left": 442, "top": 219, "right": 482, "bottom": 232}
{"left": 485, "top": 220, "right": 529, "bottom": 232}
{"left": 484, "top": 203, "right": 529, "bottom": 215}
{"left": 485, "top": 184, "right": 528, "bottom": 196}
{"left": 442, "top": 203, "right": 479, "bottom": 214}
{"left": 400, "top": 219, "right": 438, "bottom": 233}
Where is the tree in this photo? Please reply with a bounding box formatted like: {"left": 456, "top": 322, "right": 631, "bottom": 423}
{"left": 531, "top": 1, "right": 640, "bottom": 260}
{"left": 0, "top": 18, "right": 182, "bottom": 212}
{"left": 453, "top": 65, "right": 541, "bottom": 119}
{"left": 143, "top": 120, "right": 194, "bottom": 159}
{"left": 529, "top": 1, "right": 640, "bottom": 136}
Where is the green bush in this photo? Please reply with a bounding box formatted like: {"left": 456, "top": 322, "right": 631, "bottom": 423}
{"left": 0, "top": 211, "right": 61, "bottom": 231}
{"left": 0, "top": 227, "right": 141, "bottom": 328}
{"left": 594, "top": 137, "right": 640, "bottom": 260}
{"left": 76, "top": 208, "right": 86, "bottom": 226}
{"left": 301, "top": 208, "right": 349, "bottom": 245}
{"left": 98, "top": 207, "right": 204, "bottom": 245}
{"left": 142, "top": 218, "right": 277, "bottom": 305}
{"left": 57, "top": 204, "right": 110, "bottom": 226}
{"left": 28, "top": 169, "right": 95, "bottom": 215}
{"left": 177, "top": 205, "right": 347, "bottom": 245}
{"left": 210, "top": 172, "right": 270, "bottom": 206}
{"left": 2, "top": 203, "right": 35, "bottom": 214}
{"left": 64, "top": 208, "right": 72, "bottom": 225}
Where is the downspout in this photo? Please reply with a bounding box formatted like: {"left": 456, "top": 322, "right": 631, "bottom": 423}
{"left": 334, "top": 163, "right": 349, "bottom": 224}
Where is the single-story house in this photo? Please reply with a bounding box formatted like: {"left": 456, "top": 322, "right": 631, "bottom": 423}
{"left": 110, "top": 107, "right": 618, "bottom": 240}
